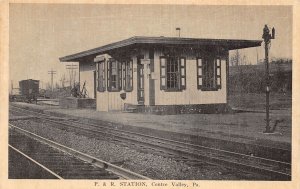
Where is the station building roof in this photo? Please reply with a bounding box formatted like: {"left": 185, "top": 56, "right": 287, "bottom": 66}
{"left": 59, "top": 36, "right": 262, "bottom": 62}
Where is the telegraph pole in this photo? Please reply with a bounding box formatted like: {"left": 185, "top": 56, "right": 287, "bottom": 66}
{"left": 66, "top": 64, "right": 78, "bottom": 87}
{"left": 262, "top": 24, "right": 275, "bottom": 133}
{"left": 48, "top": 69, "right": 57, "bottom": 92}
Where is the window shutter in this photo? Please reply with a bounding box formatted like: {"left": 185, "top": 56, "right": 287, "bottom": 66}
{"left": 103, "top": 61, "right": 106, "bottom": 91}
{"left": 97, "top": 63, "right": 100, "bottom": 92}
{"left": 127, "top": 60, "right": 133, "bottom": 91}
{"left": 180, "top": 57, "right": 186, "bottom": 90}
{"left": 216, "top": 59, "right": 221, "bottom": 89}
{"left": 97, "top": 62, "right": 106, "bottom": 92}
{"left": 197, "top": 58, "right": 203, "bottom": 90}
{"left": 160, "top": 57, "right": 167, "bottom": 90}
{"left": 118, "top": 61, "right": 122, "bottom": 90}
{"left": 107, "top": 60, "right": 111, "bottom": 91}
{"left": 122, "top": 62, "right": 126, "bottom": 90}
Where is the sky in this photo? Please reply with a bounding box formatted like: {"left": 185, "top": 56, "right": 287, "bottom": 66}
{"left": 9, "top": 4, "right": 292, "bottom": 89}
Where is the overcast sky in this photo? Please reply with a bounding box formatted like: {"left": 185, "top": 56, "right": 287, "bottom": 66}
{"left": 9, "top": 4, "right": 292, "bottom": 89}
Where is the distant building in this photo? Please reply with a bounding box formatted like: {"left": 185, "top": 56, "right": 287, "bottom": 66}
{"left": 60, "top": 36, "right": 261, "bottom": 113}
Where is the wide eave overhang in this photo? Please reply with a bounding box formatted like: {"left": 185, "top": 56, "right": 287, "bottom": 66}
{"left": 59, "top": 36, "right": 262, "bottom": 62}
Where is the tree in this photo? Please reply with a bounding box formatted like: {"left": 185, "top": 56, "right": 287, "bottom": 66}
{"left": 55, "top": 82, "right": 60, "bottom": 89}
{"left": 272, "top": 61, "right": 287, "bottom": 92}
{"left": 230, "top": 50, "right": 240, "bottom": 66}
{"left": 45, "top": 82, "right": 52, "bottom": 90}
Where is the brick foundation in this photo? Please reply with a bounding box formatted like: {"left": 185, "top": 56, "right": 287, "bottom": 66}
{"left": 124, "top": 103, "right": 232, "bottom": 115}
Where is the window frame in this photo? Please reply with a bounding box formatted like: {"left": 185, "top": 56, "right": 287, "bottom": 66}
{"left": 107, "top": 59, "right": 121, "bottom": 92}
{"left": 123, "top": 60, "right": 133, "bottom": 92}
{"left": 160, "top": 56, "right": 186, "bottom": 92}
{"left": 197, "top": 56, "right": 222, "bottom": 91}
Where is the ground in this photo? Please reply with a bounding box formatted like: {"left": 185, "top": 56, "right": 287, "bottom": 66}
{"left": 9, "top": 91, "right": 291, "bottom": 180}
{"left": 228, "top": 92, "right": 291, "bottom": 111}
{"left": 11, "top": 92, "right": 292, "bottom": 145}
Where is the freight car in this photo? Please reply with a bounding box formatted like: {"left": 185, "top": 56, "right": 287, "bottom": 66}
{"left": 18, "top": 79, "right": 40, "bottom": 103}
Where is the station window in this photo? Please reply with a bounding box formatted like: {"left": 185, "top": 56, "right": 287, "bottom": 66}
{"left": 97, "top": 61, "right": 106, "bottom": 92}
{"left": 160, "top": 56, "right": 186, "bottom": 91}
{"left": 107, "top": 59, "right": 122, "bottom": 92}
{"left": 197, "top": 57, "right": 221, "bottom": 91}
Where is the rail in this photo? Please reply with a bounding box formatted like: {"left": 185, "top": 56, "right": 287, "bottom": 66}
{"left": 9, "top": 123, "right": 151, "bottom": 180}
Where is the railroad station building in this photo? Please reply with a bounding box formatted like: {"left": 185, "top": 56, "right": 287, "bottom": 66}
{"left": 60, "top": 36, "right": 261, "bottom": 114}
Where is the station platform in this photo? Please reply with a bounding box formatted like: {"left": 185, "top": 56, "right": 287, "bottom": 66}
{"left": 10, "top": 102, "right": 291, "bottom": 148}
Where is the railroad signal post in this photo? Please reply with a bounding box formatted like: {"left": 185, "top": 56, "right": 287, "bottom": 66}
{"left": 262, "top": 24, "right": 275, "bottom": 133}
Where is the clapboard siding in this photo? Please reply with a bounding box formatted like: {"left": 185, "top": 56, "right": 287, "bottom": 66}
{"left": 96, "top": 54, "right": 139, "bottom": 111}
{"left": 154, "top": 50, "right": 227, "bottom": 105}
{"left": 93, "top": 48, "right": 228, "bottom": 111}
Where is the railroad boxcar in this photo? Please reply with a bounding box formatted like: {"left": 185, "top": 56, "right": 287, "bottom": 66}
{"left": 19, "top": 79, "right": 40, "bottom": 102}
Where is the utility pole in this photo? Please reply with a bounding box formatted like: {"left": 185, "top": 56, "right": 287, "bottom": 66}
{"left": 48, "top": 69, "right": 57, "bottom": 92}
{"left": 11, "top": 80, "right": 13, "bottom": 95}
{"left": 66, "top": 64, "right": 78, "bottom": 87}
{"left": 256, "top": 47, "right": 259, "bottom": 64}
{"left": 262, "top": 24, "right": 275, "bottom": 133}
{"left": 176, "top": 27, "right": 181, "bottom": 37}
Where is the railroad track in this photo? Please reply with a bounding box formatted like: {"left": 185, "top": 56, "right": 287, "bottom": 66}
{"left": 9, "top": 124, "right": 150, "bottom": 180}
{"left": 9, "top": 104, "right": 291, "bottom": 163}
{"left": 9, "top": 105, "right": 291, "bottom": 180}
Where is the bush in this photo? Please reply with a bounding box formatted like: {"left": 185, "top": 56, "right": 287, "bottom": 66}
{"left": 229, "top": 60, "right": 292, "bottom": 94}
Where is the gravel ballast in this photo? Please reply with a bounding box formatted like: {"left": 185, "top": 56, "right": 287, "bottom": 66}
{"left": 10, "top": 119, "right": 269, "bottom": 180}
